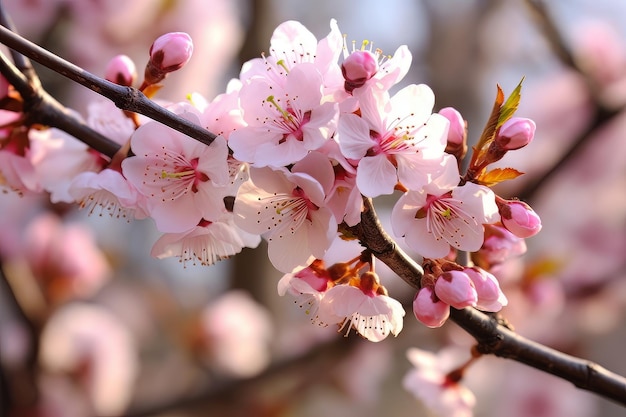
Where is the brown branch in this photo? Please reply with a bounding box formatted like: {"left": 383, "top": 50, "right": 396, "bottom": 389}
{"left": 1, "top": 5, "right": 624, "bottom": 408}
{"left": 346, "top": 198, "right": 424, "bottom": 288}
{"left": 0, "top": 24, "right": 218, "bottom": 149}
{"left": 0, "top": 49, "right": 122, "bottom": 158}
{"left": 449, "top": 307, "right": 626, "bottom": 404}
{"left": 348, "top": 198, "right": 626, "bottom": 406}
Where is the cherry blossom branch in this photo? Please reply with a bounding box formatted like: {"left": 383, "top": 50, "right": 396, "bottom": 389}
{"left": 0, "top": 48, "right": 122, "bottom": 158}
{"left": 344, "top": 199, "right": 424, "bottom": 287}
{"left": 349, "top": 198, "right": 626, "bottom": 406}
{"left": 0, "top": 24, "right": 217, "bottom": 150}
{"left": 0, "top": 5, "right": 37, "bottom": 83}
{"left": 2, "top": 8, "right": 625, "bottom": 409}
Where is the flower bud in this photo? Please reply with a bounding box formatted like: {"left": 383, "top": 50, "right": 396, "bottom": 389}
{"left": 440, "top": 107, "right": 468, "bottom": 161}
{"left": 495, "top": 117, "right": 535, "bottom": 151}
{"left": 439, "top": 107, "right": 466, "bottom": 146}
{"left": 144, "top": 32, "right": 193, "bottom": 85}
{"left": 342, "top": 50, "right": 378, "bottom": 92}
{"left": 413, "top": 287, "right": 450, "bottom": 328}
{"left": 105, "top": 55, "right": 137, "bottom": 87}
{"left": 478, "top": 224, "right": 527, "bottom": 266}
{"left": 294, "top": 267, "right": 330, "bottom": 292}
{"left": 464, "top": 267, "right": 507, "bottom": 312}
{"left": 434, "top": 270, "right": 478, "bottom": 309}
{"left": 498, "top": 200, "right": 542, "bottom": 238}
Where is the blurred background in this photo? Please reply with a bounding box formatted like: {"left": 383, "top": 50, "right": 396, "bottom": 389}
{"left": 1, "top": 0, "right": 626, "bottom": 416}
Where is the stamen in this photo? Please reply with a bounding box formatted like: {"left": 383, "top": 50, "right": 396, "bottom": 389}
{"left": 266, "top": 95, "right": 295, "bottom": 123}
{"left": 275, "top": 59, "right": 290, "bottom": 74}
{"left": 161, "top": 169, "right": 195, "bottom": 179}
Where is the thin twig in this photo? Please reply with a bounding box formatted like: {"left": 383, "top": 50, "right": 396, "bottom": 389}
{"left": 0, "top": 24, "right": 218, "bottom": 148}
{"left": 0, "top": 4, "right": 38, "bottom": 84}
{"left": 0, "top": 49, "right": 122, "bottom": 158}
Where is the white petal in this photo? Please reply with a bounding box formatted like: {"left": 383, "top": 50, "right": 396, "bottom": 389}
{"left": 356, "top": 155, "right": 397, "bottom": 197}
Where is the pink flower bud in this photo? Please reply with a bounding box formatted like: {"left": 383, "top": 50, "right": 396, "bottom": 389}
{"left": 464, "top": 267, "right": 507, "bottom": 312}
{"left": 478, "top": 224, "right": 527, "bottom": 265}
{"left": 150, "top": 32, "right": 193, "bottom": 71}
{"left": 342, "top": 50, "right": 378, "bottom": 92}
{"left": 105, "top": 55, "right": 137, "bottom": 86}
{"left": 144, "top": 32, "right": 193, "bottom": 86}
{"left": 413, "top": 287, "right": 450, "bottom": 328}
{"left": 294, "top": 267, "right": 330, "bottom": 292}
{"left": 434, "top": 271, "right": 478, "bottom": 309}
{"left": 496, "top": 117, "right": 536, "bottom": 151}
{"left": 439, "top": 107, "right": 466, "bottom": 147}
{"left": 499, "top": 200, "right": 542, "bottom": 238}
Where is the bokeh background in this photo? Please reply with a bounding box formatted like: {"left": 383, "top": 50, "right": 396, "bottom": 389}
{"left": 1, "top": 0, "right": 626, "bottom": 416}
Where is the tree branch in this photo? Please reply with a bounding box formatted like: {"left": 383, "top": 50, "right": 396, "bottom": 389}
{"left": 0, "top": 24, "right": 218, "bottom": 148}
{"left": 0, "top": 49, "right": 122, "bottom": 158}
{"left": 349, "top": 198, "right": 626, "bottom": 406}
{"left": 1, "top": 7, "right": 625, "bottom": 409}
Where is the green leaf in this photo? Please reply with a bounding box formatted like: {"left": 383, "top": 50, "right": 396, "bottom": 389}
{"left": 497, "top": 76, "right": 525, "bottom": 128}
{"left": 475, "top": 84, "right": 505, "bottom": 152}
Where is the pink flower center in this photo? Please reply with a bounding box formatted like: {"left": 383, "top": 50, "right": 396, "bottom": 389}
{"left": 156, "top": 155, "right": 209, "bottom": 201}
{"left": 416, "top": 192, "right": 477, "bottom": 242}
{"left": 266, "top": 95, "right": 312, "bottom": 143}
{"left": 366, "top": 117, "right": 418, "bottom": 159}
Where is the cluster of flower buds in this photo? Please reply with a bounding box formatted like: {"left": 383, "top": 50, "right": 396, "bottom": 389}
{"left": 413, "top": 260, "right": 508, "bottom": 328}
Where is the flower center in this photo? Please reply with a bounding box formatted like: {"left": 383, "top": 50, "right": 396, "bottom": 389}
{"left": 266, "top": 95, "right": 311, "bottom": 143}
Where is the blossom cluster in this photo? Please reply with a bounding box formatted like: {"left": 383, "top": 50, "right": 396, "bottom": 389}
{"left": 0, "top": 20, "right": 540, "bottom": 346}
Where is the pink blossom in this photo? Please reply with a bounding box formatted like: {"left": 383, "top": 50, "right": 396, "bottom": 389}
{"left": 86, "top": 100, "right": 136, "bottom": 145}
{"left": 39, "top": 303, "right": 138, "bottom": 416}
{"left": 496, "top": 117, "right": 536, "bottom": 151}
{"left": 337, "top": 84, "right": 449, "bottom": 196}
{"left": 197, "top": 290, "right": 273, "bottom": 377}
{"left": 121, "top": 105, "right": 230, "bottom": 233}
{"left": 413, "top": 286, "right": 451, "bottom": 328}
{"left": 104, "top": 54, "right": 136, "bottom": 86}
{"left": 23, "top": 213, "right": 111, "bottom": 304}
{"left": 240, "top": 19, "right": 343, "bottom": 88}
{"left": 0, "top": 142, "right": 41, "bottom": 195}
{"left": 391, "top": 163, "right": 499, "bottom": 258}
{"left": 195, "top": 79, "right": 246, "bottom": 140}
{"left": 278, "top": 262, "right": 332, "bottom": 325}
{"left": 341, "top": 35, "right": 412, "bottom": 93}
{"left": 403, "top": 347, "right": 476, "bottom": 417}
{"left": 318, "top": 283, "right": 405, "bottom": 342}
{"left": 439, "top": 107, "right": 466, "bottom": 147}
{"left": 29, "top": 127, "right": 105, "bottom": 202}
{"left": 68, "top": 168, "right": 148, "bottom": 220}
{"left": 324, "top": 161, "right": 363, "bottom": 227}
{"left": 477, "top": 224, "right": 527, "bottom": 266}
{"left": 145, "top": 32, "right": 193, "bottom": 84}
{"left": 233, "top": 152, "right": 337, "bottom": 273}
{"left": 229, "top": 63, "right": 339, "bottom": 167}
{"left": 342, "top": 49, "right": 378, "bottom": 92}
{"left": 434, "top": 270, "right": 478, "bottom": 310}
{"left": 498, "top": 199, "right": 542, "bottom": 238}
{"left": 464, "top": 267, "right": 508, "bottom": 312}
{"left": 150, "top": 214, "right": 261, "bottom": 266}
